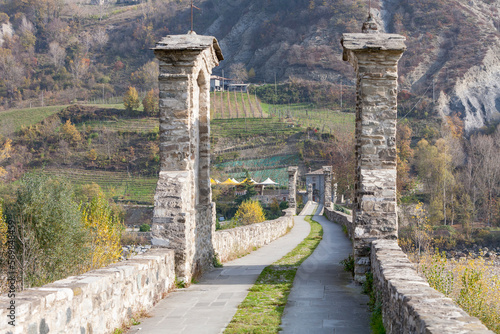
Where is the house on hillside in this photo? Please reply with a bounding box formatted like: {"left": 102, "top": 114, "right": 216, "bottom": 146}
{"left": 227, "top": 83, "right": 249, "bottom": 92}
{"left": 210, "top": 76, "right": 234, "bottom": 91}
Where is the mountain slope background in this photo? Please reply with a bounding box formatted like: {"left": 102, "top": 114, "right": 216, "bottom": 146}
{"left": 1, "top": 0, "right": 500, "bottom": 131}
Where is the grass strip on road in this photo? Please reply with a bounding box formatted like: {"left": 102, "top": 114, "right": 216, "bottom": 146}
{"left": 224, "top": 215, "right": 323, "bottom": 333}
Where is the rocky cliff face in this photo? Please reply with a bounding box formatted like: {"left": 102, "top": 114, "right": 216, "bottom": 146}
{"left": 378, "top": 0, "right": 500, "bottom": 131}
{"left": 439, "top": 46, "right": 500, "bottom": 131}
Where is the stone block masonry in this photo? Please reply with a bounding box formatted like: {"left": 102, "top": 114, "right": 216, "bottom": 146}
{"left": 342, "top": 20, "right": 406, "bottom": 282}
{"left": 322, "top": 166, "right": 333, "bottom": 209}
{"left": 0, "top": 249, "right": 175, "bottom": 334}
{"left": 287, "top": 166, "right": 298, "bottom": 214}
{"left": 371, "top": 240, "right": 493, "bottom": 334}
{"left": 213, "top": 210, "right": 294, "bottom": 262}
{"left": 152, "top": 33, "right": 223, "bottom": 283}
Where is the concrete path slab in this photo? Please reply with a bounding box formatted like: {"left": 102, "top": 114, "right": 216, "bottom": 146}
{"left": 280, "top": 208, "right": 371, "bottom": 334}
{"left": 127, "top": 204, "right": 316, "bottom": 334}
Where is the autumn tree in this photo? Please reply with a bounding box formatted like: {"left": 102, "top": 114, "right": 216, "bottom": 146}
{"left": 86, "top": 148, "right": 97, "bottom": 162}
{"left": 0, "top": 137, "right": 12, "bottom": 179}
{"left": 0, "top": 200, "right": 6, "bottom": 256}
{"left": 69, "top": 57, "right": 90, "bottom": 87}
{"left": 396, "top": 121, "right": 414, "bottom": 197}
{"left": 415, "top": 139, "right": 455, "bottom": 225}
{"left": 61, "top": 119, "right": 82, "bottom": 144}
{"left": 234, "top": 199, "right": 265, "bottom": 225}
{"left": 0, "top": 48, "right": 24, "bottom": 102}
{"left": 80, "top": 192, "right": 123, "bottom": 271}
{"left": 123, "top": 86, "right": 140, "bottom": 112}
{"left": 467, "top": 132, "right": 500, "bottom": 226}
{"left": 142, "top": 89, "right": 159, "bottom": 116}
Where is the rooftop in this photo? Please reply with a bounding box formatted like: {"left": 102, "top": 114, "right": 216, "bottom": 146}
{"left": 153, "top": 32, "right": 224, "bottom": 61}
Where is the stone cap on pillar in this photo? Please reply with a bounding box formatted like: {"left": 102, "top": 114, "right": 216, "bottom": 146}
{"left": 288, "top": 166, "right": 298, "bottom": 175}
{"left": 341, "top": 33, "right": 406, "bottom": 61}
{"left": 153, "top": 32, "right": 224, "bottom": 63}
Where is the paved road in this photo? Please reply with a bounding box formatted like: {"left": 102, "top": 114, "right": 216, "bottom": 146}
{"left": 280, "top": 208, "right": 371, "bottom": 334}
{"left": 127, "top": 203, "right": 316, "bottom": 334}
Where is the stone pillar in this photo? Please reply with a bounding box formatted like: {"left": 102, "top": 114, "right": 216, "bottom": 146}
{"left": 307, "top": 183, "right": 313, "bottom": 202}
{"left": 288, "top": 166, "right": 298, "bottom": 214}
{"left": 333, "top": 183, "right": 338, "bottom": 204}
{"left": 322, "top": 166, "right": 333, "bottom": 209}
{"left": 341, "top": 17, "right": 406, "bottom": 282}
{"left": 152, "top": 32, "right": 223, "bottom": 283}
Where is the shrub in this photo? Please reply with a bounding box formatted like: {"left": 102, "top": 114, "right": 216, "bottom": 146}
{"left": 234, "top": 199, "right": 265, "bottom": 225}
{"left": 61, "top": 119, "right": 82, "bottom": 144}
{"left": 418, "top": 251, "right": 500, "bottom": 332}
{"left": 139, "top": 224, "right": 151, "bottom": 232}
{"left": 4, "top": 174, "right": 89, "bottom": 288}
{"left": 80, "top": 193, "right": 124, "bottom": 271}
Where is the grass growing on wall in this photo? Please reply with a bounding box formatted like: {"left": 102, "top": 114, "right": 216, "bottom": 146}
{"left": 224, "top": 215, "right": 323, "bottom": 333}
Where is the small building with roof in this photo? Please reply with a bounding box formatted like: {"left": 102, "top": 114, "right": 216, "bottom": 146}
{"left": 305, "top": 168, "right": 327, "bottom": 203}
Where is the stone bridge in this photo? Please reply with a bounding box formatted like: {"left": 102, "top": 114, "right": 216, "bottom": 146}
{"left": 0, "top": 16, "right": 494, "bottom": 334}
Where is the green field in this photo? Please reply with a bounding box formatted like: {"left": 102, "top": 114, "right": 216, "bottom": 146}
{"left": 42, "top": 168, "right": 157, "bottom": 204}
{"left": 0, "top": 105, "right": 68, "bottom": 135}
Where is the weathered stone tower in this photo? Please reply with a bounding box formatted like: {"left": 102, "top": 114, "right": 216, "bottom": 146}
{"left": 288, "top": 166, "right": 298, "bottom": 214}
{"left": 341, "top": 17, "right": 406, "bottom": 282}
{"left": 152, "top": 32, "right": 223, "bottom": 283}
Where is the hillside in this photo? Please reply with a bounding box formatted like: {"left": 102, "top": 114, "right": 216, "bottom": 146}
{"left": 0, "top": 94, "right": 354, "bottom": 204}
{"left": 1, "top": 0, "right": 500, "bottom": 131}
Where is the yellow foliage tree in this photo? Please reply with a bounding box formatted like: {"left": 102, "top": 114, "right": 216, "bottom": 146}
{"left": 142, "top": 89, "right": 159, "bottom": 116}
{"left": 86, "top": 148, "right": 97, "bottom": 162}
{"left": 80, "top": 193, "right": 123, "bottom": 271}
{"left": 0, "top": 138, "right": 12, "bottom": 179}
{"left": 61, "top": 119, "right": 82, "bottom": 144}
{"left": 234, "top": 199, "right": 265, "bottom": 225}
{"left": 0, "top": 201, "right": 7, "bottom": 254}
{"left": 123, "top": 86, "right": 140, "bottom": 112}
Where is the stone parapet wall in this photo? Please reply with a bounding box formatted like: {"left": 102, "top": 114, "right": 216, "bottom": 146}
{"left": 213, "top": 210, "right": 294, "bottom": 262}
{"left": 324, "top": 207, "right": 352, "bottom": 239}
{"left": 371, "top": 240, "right": 493, "bottom": 334}
{"left": 0, "top": 249, "right": 175, "bottom": 334}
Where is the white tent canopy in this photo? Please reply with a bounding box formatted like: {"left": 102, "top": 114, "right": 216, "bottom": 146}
{"left": 258, "top": 178, "right": 278, "bottom": 185}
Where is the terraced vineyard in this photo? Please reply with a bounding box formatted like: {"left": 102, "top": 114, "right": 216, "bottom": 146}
{"left": 210, "top": 91, "right": 266, "bottom": 119}
{"left": 261, "top": 102, "right": 355, "bottom": 134}
{"left": 76, "top": 118, "right": 159, "bottom": 133}
{"left": 42, "top": 168, "right": 157, "bottom": 204}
